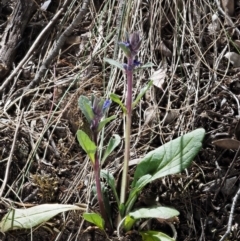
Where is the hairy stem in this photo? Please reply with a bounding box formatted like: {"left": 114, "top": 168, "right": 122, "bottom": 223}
{"left": 120, "top": 58, "right": 134, "bottom": 208}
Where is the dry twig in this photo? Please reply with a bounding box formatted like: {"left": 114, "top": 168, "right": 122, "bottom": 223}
{"left": 0, "top": 0, "right": 71, "bottom": 92}
{"left": 25, "top": 0, "right": 90, "bottom": 91}
{"left": 220, "top": 185, "right": 240, "bottom": 241}
{"left": 0, "top": 109, "right": 24, "bottom": 197}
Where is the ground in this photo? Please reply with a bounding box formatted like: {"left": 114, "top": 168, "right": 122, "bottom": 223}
{"left": 0, "top": 0, "right": 240, "bottom": 240}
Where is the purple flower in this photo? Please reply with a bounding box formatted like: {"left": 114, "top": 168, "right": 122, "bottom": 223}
{"left": 102, "top": 99, "right": 111, "bottom": 113}
{"left": 90, "top": 97, "right": 111, "bottom": 132}
{"left": 122, "top": 41, "right": 130, "bottom": 47}
{"left": 133, "top": 59, "right": 141, "bottom": 67}
{"left": 123, "top": 59, "right": 141, "bottom": 71}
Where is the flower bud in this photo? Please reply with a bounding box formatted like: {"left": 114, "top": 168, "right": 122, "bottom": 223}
{"left": 129, "top": 32, "right": 141, "bottom": 57}
{"left": 90, "top": 97, "right": 111, "bottom": 132}
{"left": 118, "top": 32, "right": 141, "bottom": 58}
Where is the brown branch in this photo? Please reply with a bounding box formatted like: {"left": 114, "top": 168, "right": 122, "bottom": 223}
{"left": 0, "top": 0, "right": 38, "bottom": 79}
{"left": 0, "top": 0, "right": 70, "bottom": 92}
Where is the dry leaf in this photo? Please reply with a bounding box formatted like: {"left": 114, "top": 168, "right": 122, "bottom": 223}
{"left": 65, "top": 36, "right": 81, "bottom": 45}
{"left": 163, "top": 110, "right": 179, "bottom": 125}
{"left": 221, "top": 176, "right": 237, "bottom": 196}
{"left": 212, "top": 138, "right": 240, "bottom": 149}
{"left": 41, "top": 0, "right": 51, "bottom": 11}
{"left": 208, "top": 13, "right": 220, "bottom": 34}
{"left": 224, "top": 52, "right": 240, "bottom": 67}
{"left": 144, "top": 106, "right": 157, "bottom": 126}
{"left": 202, "top": 177, "right": 237, "bottom": 195}
{"left": 221, "top": 0, "right": 234, "bottom": 17}
{"left": 150, "top": 68, "right": 167, "bottom": 90}
{"left": 159, "top": 41, "right": 172, "bottom": 57}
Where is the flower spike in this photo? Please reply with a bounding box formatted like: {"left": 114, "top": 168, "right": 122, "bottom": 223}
{"left": 119, "top": 31, "right": 141, "bottom": 58}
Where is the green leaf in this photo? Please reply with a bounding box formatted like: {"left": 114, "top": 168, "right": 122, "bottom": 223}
{"left": 124, "top": 215, "right": 136, "bottom": 231}
{"left": 110, "top": 94, "right": 126, "bottom": 113}
{"left": 97, "top": 115, "right": 117, "bottom": 132}
{"left": 118, "top": 43, "right": 131, "bottom": 58}
{"left": 140, "top": 231, "right": 175, "bottom": 241}
{"left": 124, "top": 206, "right": 179, "bottom": 231}
{"left": 77, "top": 130, "right": 96, "bottom": 163}
{"left": 100, "top": 170, "right": 120, "bottom": 206}
{"left": 125, "top": 175, "right": 152, "bottom": 215}
{"left": 132, "top": 129, "right": 205, "bottom": 188}
{"left": 124, "top": 207, "right": 179, "bottom": 231}
{"left": 83, "top": 213, "right": 105, "bottom": 230}
{"left": 78, "top": 96, "right": 94, "bottom": 123}
{"left": 134, "top": 62, "right": 155, "bottom": 72}
{"left": 128, "top": 174, "right": 152, "bottom": 200}
{"left": 119, "top": 203, "right": 126, "bottom": 218}
{"left": 104, "top": 58, "right": 125, "bottom": 71}
{"left": 129, "top": 206, "right": 179, "bottom": 220}
{"left": 126, "top": 129, "right": 205, "bottom": 213}
{"left": 102, "top": 134, "right": 121, "bottom": 164}
{"left": 132, "top": 81, "right": 153, "bottom": 108}
{"left": 0, "top": 204, "right": 84, "bottom": 232}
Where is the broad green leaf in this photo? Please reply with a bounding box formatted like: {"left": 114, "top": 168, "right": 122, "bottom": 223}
{"left": 83, "top": 213, "right": 104, "bottom": 230}
{"left": 124, "top": 207, "right": 179, "bottom": 231}
{"left": 129, "top": 206, "right": 179, "bottom": 220}
{"left": 125, "top": 129, "right": 205, "bottom": 213}
{"left": 78, "top": 96, "right": 94, "bottom": 123}
{"left": 132, "top": 129, "right": 205, "bottom": 188}
{"left": 132, "top": 81, "right": 153, "bottom": 108}
{"left": 104, "top": 58, "right": 124, "bottom": 71}
{"left": 134, "top": 62, "right": 155, "bottom": 72}
{"left": 110, "top": 94, "right": 126, "bottom": 113}
{"left": 100, "top": 170, "right": 120, "bottom": 206}
{"left": 102, "top": 134, "right": 121, "bottom": 164}
{"left": 140, "top": 231, "right": 175, "bottom": 241}
{"left": 0, "top": 204, "right": 84, "bottom": 232}
{"left": 77, "top": 130, "right": 96, "bottom": 163}
{"left": 97, "top": 115, "right": 117, "bottom": 132}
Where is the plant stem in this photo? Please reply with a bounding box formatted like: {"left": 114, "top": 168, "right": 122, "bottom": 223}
{"left": 120, "top": 58, "right": 133, "bottom": 208}
{"left": 93, "top": 134, "right": 111, "bottom": 231}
